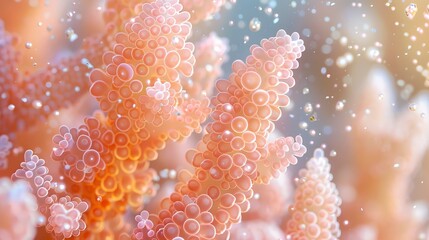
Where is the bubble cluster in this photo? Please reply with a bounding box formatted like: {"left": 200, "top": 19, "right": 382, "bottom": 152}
{"left": 286, "top": 149, "right": 342, "bottom": 240}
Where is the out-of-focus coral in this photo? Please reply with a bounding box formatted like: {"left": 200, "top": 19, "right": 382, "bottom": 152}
{"left": 285, "top": 148, "right": 342, "bottom": 240}
{"left": 0, "top": 134, "right": 12, "bottom": 168}
{"left": 0, "top": 19, "right": 105, "bottom": 136}
{"left": 0, "top": 178, "right": 38, "bottom": 240}
{"left": 183, "top": 32, "right": 229, "bottom": 97}
{"left": 229, "top": 220, "right": 286, "bottom": 240}
{"left": 343, "top": 67, "right": 429, "bottom": 240}
{"left": 134, "top": 29, "right": 306, "bottom": 239}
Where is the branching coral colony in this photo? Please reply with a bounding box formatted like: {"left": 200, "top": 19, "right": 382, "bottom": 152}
{"left": 0, "top": 0, "right": 344, "bottom": 239}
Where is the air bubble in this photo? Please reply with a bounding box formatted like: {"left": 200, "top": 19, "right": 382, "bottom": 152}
{"left": 302, "top": 88, "right": 309, "bottom": 94}
{"left": 25, "top": 42, "right": 33, "bottom": 49}
{"left": 335, "top": 101, "right": 344, "bottom": 111}
{"left": 249, "top": 18, "right": 261, "bottom": 32}
{"left": 408, "top": 102, "right": 417, "bottom": 111}
{"left": 304, "top": 103, "right": 313, "bottom": 113}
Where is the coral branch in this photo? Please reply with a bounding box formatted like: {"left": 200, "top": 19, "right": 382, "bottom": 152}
{"left": 0, "top": 134, "right": 12, "bottom": 168}
{"left": 285, "top": 149, "right": 342, "bottom": 240}
{"left": 0, "top": 178, "right": 38, "bottom": 240}
{"left": 136, "top": 29, "right": 305, "bottom": 239}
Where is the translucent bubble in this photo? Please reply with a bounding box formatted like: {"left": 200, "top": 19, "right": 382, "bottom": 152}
{"left": 249, "top": 18, "right": 261, "bottom": 32}
{"left": 302, "top": 88, "right": 309, "bottom": 94}
{"left": 65, "top": 27, "right": 78, "bottom": 42}
{"left": 299, "top": 121, "right": 308, "bottom": 129}
{"left": 304, "top": 103, "right": 313, "bottom": 113}
{"left": 408, "top": 102, "right": 417, "bottom": 111}
{"left": 32, "top": 100, "right": 42, "bottom": 109}
{"left": 329, "top": 150, "right": 337, "bottom": 157}
{"left": 345, "top": 125, "right": 352, "bottom": 132}
{"left": 335, "top": 101, "right": 344, "bottom": 111}
{"left": 405, "top": 3, "right": 418, "bottom": 19}
{"left": 25, "top": 42, "right": 33, "bottom": 49}
{"left": 243, "top": 35, "right": 250, "bottom": 43}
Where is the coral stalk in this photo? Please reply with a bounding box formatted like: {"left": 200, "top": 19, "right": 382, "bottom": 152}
{"left": 135, "top": 29, "right": 306, "bottom": 239}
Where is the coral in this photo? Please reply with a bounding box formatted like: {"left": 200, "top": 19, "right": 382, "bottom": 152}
{"left": 12, "top": 150, "right": 89, "bottom": 239}
{"left": 0, "top": 134, "right": 12, "bottom": 168}
{"left": 45, "top": 196, "right": 89, "bottom": 239}
{"left": 344, "top": 67, "right": 429, "bottom": 240}
{"left": 285, "top": 149, "right": 342, "bottom": 240}
{"left": 135, "top": 29, "right": 306, "bottom": 239}
{"left": 183, "top": 32, "right": 229, "bottom": 97}
{"left": 0, "top": 19, "right": 105, "bottom": 135}
{"left": 0, "top": 178, "right": 38, "bottom": 240}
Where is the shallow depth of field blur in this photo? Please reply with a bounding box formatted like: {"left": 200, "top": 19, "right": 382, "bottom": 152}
{"left": 1, "top": 0, "right": 429, "bottom": 240}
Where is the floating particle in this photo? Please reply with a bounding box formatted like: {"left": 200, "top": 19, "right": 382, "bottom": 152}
{"left": 249, "top": 17, "right": 261, "bottom": 32}
{"left": 302, "top": 88, "right": 309, "bottom": 94}
{"left": 335, "top": 101, "right": 345, "bottom": 111}
{"left": 81, "top": 58, "right": 93, "bottom": 69}
{"left": 25, "top": 42, "right": 33, "bottom": 49}
{"left": 378, "top": 94, "right": 384, "bottom": 100}
{"left": 421, "top": 113, "right": 426, "bottom": 118}
{"left": 243, "top": 35, "right": 249, "bottom": 43}
{"left": 273, "top": 17, "right": 279, "bottom": 24}
{"left": 393, "top": 163, "right": 400, "bottom": 168}
{"left": 309, "top": 114, "right": 317, "bottom": 122}
{"left": 409, "top": 102, "right": 417, "bottom": 111}
{"left": 32, "top": 100, "right": 42, "bottom": 109}
{"left": 367, "top": 47, "right": 380, "bottom": 60}
{"left": 65, "top": 27, "right": 78, "bottom": 42}
{"left": 405, "top": 3, "right": 418, "bottom": 19}
{"left": 299, "top": 121, "right": 308, "bottom": 129}
{"left": 304, "top": 103, "right": 313, "bottom": 113}
{"left": 330, "top": 150, "right": 337, "bottom": 157}
{"left": 345, "top": 125, "right": 352, "bottom": 132}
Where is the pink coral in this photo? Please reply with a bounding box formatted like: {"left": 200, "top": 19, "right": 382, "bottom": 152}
{"left": 12, "top": 150, "right": 53, "bottom": 201}
{"left": 286, "top": 149, "right": 342, "bottom": 240}
{"left": 0, "top": 178, "right": 38, "bottom": 240}
{"left": 142, "top": 29, "right": 306, "bottom": 239}
{"left": 0, "top": 134, "right": 12, "bottom": 168}
{"left": 183, "top": 32, "right": 229, "bottom": 97}
{"left": 0, "top": 19, "right": 105, "bottom": 135}
{"left": 45, "top": 195, "right": 89, "bottom": 239}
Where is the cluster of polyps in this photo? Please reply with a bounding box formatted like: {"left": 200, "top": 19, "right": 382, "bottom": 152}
{"left": 134, "top": 29, "right": 308, "bottom": 239}
{"left": 286, "top": 149, "right": 342, "bottom": 240}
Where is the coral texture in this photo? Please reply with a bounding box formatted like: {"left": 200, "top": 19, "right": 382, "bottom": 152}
{"left": 285, "top": 149, "right": 342, "bottom": 240}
